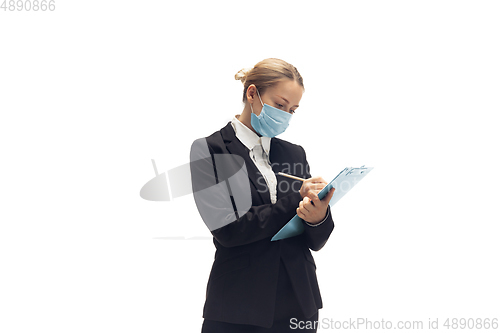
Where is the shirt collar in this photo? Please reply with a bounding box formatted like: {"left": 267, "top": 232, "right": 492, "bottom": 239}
{"left": 230, "top": 115, "right": 271, "bottom": 156}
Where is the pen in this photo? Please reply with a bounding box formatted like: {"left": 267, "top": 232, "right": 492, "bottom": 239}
{"left": 276, "top": 172, "right": 306, "bottom": 182}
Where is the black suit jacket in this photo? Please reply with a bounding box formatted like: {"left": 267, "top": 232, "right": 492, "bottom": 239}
{"left": 190, "top": 122, "right": 334, "bottom": 328}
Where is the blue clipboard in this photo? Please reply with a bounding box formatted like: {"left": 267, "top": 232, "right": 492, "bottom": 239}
{"left": 271, "top": 165, "right": 373, "bottom": 241}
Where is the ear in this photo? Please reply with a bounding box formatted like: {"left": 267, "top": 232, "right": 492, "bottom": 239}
{"left": 246, "top": 84, "right": 257, "bottom": 103}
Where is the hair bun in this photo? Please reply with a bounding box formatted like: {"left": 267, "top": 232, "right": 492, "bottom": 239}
{"left": 234, "top": 68, "right": 251, "bottom": 82}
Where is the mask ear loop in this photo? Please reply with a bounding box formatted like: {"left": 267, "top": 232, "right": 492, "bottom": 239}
{"left": 250, "top": 86, "right": 264, "bottom": 115}
{"left": 255, "top": 88, "right": 264, "bottom": 107}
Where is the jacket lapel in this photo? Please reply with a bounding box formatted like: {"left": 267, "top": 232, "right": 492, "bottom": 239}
{"left": 220, "top": 122, "right": 271, "bottom": 205}
{"left": 269, "top": 138, "right": 304, "bottom": 201}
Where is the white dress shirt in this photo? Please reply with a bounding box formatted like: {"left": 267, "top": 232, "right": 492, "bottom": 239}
{"left": 230, "top": 115, "right": 329, "bottom": 227}
{"left": 231, "top": 115, "right": 277, "bottom": 204}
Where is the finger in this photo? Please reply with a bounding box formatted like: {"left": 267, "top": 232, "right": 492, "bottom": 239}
{"left": 296, "top": 207, "right": 306, "bottom": 219}
{"left": 308, "top": 192, "right": 319, "bottom": 206}
{"left": 302, "top": 180, "right": 327, "bottom": 196}
{"left": 311, "top": 176, "right": 325, "bottom": 183}
{"left": 323, "top": 187, "right": 335, "bottom": 203}
{"left": 299, "top": 200, "right": 310, "bottom": 214}
{"left": 303, "top": 197, "right": 314, "bottom": 210}
{"left": 311, "top": 176, "right": 327, "bottom": 185}
{"left": 300, "top": 182, "right": 311, "bottom": 193}
{"left": 311, "top": 194, "right": 320, "bottom": 206}
{"left": 307, "top": 185, "right": 322, "bottom": 192}
{"left": 307, "top": 176, "right": 324, "bottom": 184}
{"left": 305, "top": 191, "right": 319, "bottom": 204}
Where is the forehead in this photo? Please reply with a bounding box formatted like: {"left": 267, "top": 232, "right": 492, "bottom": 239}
{"left": 264, "top": 80, "right": 303, "bottom": 105}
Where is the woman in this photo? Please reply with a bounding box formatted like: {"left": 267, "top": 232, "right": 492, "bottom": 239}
{"left": 190, "top": 58, "right": 335, "bottom": 332}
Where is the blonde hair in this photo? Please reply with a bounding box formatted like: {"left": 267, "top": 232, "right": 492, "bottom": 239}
{"left": 234, "top": 58, "right": 304, "bottom": 102}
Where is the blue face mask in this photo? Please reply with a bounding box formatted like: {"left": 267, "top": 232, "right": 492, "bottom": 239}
{"left": 250, "top": 89, "right": 292, "bottom": 137}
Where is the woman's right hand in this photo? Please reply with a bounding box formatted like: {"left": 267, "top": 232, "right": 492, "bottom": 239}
{"left": 299, "top": 176, "right": 328, "bottom": 202}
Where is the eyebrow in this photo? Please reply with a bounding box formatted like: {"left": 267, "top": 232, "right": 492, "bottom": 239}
{"left": 277, "top": 95, "right": 299, "bottom": 108}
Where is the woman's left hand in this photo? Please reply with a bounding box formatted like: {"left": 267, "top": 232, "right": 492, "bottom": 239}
{"left": 296, "top": 187, "right": 335, "bottom": 224}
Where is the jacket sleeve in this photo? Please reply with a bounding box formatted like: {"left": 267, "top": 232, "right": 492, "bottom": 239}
{"left": 190, "top": 138, "right": 302, "bottom": 248}
{"left": 300, "top": 146, "right": 335, "bottom": 251}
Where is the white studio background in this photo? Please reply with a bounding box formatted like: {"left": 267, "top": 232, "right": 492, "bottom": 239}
{"left": 1, "top": 1, "right": 499, "bottom": 332}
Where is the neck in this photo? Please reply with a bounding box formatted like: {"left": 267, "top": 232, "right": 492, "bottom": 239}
{"left": 238, "top": 104, "right": 261, "bottom": 137}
